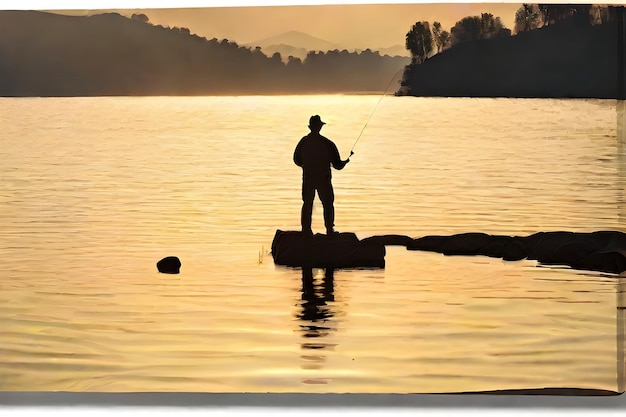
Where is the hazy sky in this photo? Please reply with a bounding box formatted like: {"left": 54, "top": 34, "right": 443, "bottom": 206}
{"left": 48, "top": 3, "right": 522, "bottom": 50}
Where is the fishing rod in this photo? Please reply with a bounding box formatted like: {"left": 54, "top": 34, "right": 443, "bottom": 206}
{"left": 349, "top": 68, "right": 404, "bottom": 156}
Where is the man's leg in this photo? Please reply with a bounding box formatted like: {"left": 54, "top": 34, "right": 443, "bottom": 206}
{"left": 301, "top": 178, "right": 315, "bottom": 235}
{"left": 317, "top": 180, "right": 335, "bottom": 234}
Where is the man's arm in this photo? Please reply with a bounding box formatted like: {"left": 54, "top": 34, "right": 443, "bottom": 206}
{"left": 329, "top": 141, "right": 350, "bottom": 170}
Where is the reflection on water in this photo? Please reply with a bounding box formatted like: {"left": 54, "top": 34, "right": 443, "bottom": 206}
{"left": 618, "top": 277, "right": 625, "bottom": 392}
{"left": 298, "top": 268, "right": 337, "bottom": 377}
{"left": 619, "top": 100, "right": 626, "bottom": 224}
{"left": 618, "top": 102, "right": 625, "bottom": 393}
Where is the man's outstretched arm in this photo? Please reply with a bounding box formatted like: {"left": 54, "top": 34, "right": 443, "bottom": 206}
{"left": 330, "top": 142, "right": 351, "bottom": 170}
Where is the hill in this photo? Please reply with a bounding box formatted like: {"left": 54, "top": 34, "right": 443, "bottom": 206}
{"left": 0, "top": 11, "right": 409, "bottom": 96}
{"left": 377, "top": 44, "right": 410, "bottom": 58}
{"left": 400, "top": 16, "right": 623, "bottom": 99}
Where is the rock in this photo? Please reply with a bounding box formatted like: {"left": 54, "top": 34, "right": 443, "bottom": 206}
{"left": 157, "top": 256, "right": 181, "bottom": 274}
{"left": 577, "top": 251, "right": 626, "bottom": 275}
{"left": 439, "top": 232, "right": 496, "bottom": 256}
{"left": 538, "top": 239, "right": 603, "bottom": 266}
{"left": 501, "top": 238, "right": 529, "bottom": 261}
{"left": 407, "top": 235, "right": 451, "bottom": 252}
{"left": 480, "top": 236, "right": 511, "bottom": 258}
{"left": 406, "top": 230, "right": 626, "bottom": 274}
{"left": 271, "top": 229, "right": 626, "bottom": 274}
{"left": 271, "top": 230, "right": 385, "bottom": 268}
{"left": 525, "top": 231, "right": 578, "bottom": 261}
{"left": 360, "top": 234, "right": 413, "bottom": 246}
{"left": 409, "top": 232, "right": 510, "bottom": 257}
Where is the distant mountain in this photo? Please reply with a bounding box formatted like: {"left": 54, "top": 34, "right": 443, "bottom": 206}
{"left": 247, "top": 31, "right": 409, "bottom": 61}
{"left": 246, "top": 30, "right": 339, "bottom": 53}
{"left": 377, "top": 44, "right": 410, "bottom": 58}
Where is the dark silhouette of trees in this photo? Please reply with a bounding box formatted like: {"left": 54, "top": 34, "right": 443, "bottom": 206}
{"left": 596, "top": 4, "right": 623, "bottom": 24}
{"left": 399, "top": 5, "right": 621, "bottom": 99}
{"left": 450, "top": 13, "right": 510, "bottom": 46}
{"left": 131, "top": 13, "right": 149, "bottom": 23}
{"left": 432, "top": 21, "right": 451, "bottom": 52}
{"left": 450, "top": 16, "right": 481, "bottom": 45}
{"left": 515, "top": 4, "right": 542, "bottom": 33}
{"left": 405, "top": 21, "right": 433, "bottom": 63}
{"left": 287, "top": 55, "right": 303, "bottom": 68}
{"left": 479, "top": 13, "right": 511, "bottom": 39}
{"left": 535, "top": 4, "right": 596, "bottom": 27}
{"left": 537, "top": 4, "right": 576, "bottom": 26}
{"left": 0, "top": 10, "right": 409, "bottom": 96}
{"left": 515, "top": 3, "right": 617, "bottom": 33}
{"left": 286, "top": 48, "right": 406, "bottom": 92}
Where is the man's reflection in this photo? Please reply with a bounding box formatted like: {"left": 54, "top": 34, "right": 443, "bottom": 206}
{"left": 297, "top": 267, "right": 337, "bottom": 371}
{"left": 617, "top": 276, "right": 625, "bottom": 393}
{"left": 618, "top": 101, "right": 625, "bottom": 224}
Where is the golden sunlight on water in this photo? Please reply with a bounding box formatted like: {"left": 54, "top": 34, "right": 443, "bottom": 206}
{"left": 0, "top": 96, "right": 624, "bottom": 393}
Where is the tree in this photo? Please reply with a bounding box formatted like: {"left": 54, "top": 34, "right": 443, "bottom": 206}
{"left": 131, "top": 13, "right": 149, "bottom": 23}
{"left": 537, "top": 4, "right": 576, "bottom": 26}
{"left": 271, "top": 52, "right": 282, "bottom": 63}
{"left": 432, "top": 21, "right": 451, "bottom": 53}
{"left": 439, "top": 31, "right": 451, "bottom": 51}
{"left": 286, "top": 55, "right": 302, "bottom": 69}
{"left": 405, "top": 21, "right": 433, "bottom": 63}
{"left": 479, "top": 13, "right": 511, "bottom": 39}
{"left": 432, "top": 21, "right": 442, "bottom": 52}
{"left": 589, "top": 4, "right": 605, "bottom": 24}
{"left": 450, "top": 14, "right": 510, "bottom": 46}
{"left": 450, "top": 16, "right": 481, "bottom": 45}
{"left": 514, "top": 4, "right": 541, "bottom": 33}
{"left": 571, "top": 4, "right": 593, "bottom": 25}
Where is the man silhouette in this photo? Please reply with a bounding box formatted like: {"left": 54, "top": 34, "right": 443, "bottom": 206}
{"left": 294, "top": 115, "right": 351, "bottom": 236}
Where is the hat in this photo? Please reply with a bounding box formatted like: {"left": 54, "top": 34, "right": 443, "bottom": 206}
{"left": 309, "top": 115, "right": 326, "bottom": 128}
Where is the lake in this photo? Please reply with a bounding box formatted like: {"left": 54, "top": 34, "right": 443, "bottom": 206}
{"left": 0, "top": 95, "right": 624, "bottom": 393}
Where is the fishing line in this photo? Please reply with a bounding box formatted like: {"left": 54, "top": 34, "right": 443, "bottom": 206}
{"left": 350, "top": 68, "right": 404, "bottom": 155}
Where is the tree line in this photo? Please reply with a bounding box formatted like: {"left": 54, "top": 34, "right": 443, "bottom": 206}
{"left": 514, "top": 3, "right": 622, "bottom": 32}
{"left": 405, "top": 4, "right": 622, "bottom": 64}
{"left": 399, "top": 4, "right": 623, "bottom": 98}
{"left": 0, "top": 10, "right": 408, "bottom": 96}
{"left": 129, "top": 11, "right": 407, "bottom": 92}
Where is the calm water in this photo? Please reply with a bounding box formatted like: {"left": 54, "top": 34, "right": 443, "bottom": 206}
{"left": 0, "top": 96, "right": 625, "bottom": 393}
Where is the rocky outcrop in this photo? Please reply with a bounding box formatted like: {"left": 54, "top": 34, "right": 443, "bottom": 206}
{"left": 271, "top": 230, "right": 626, "bottom": 274}
{"left": 271, "top": 230, "right": 385, "bottom": 268}
{"left": 408, "top": 231, "right": 626, "bottom": 274}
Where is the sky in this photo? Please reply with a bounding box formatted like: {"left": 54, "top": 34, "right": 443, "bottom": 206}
{"left": 22, "top": 2, "right": 522, "bottom": 50}
{"left": 97, "top": 4, "right": 521, "bottom": 49}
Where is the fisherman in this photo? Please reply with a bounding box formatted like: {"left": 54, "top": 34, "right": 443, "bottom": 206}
{"left": 293, "top": 115, "right": 352, "bottom": 237}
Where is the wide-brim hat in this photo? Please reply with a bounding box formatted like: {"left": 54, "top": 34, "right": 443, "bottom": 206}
{"left": 309, "top": 115, "right": 326, "bottom": 128}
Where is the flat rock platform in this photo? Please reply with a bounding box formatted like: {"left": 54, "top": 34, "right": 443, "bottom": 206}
{"left": 271, "top": 229, "right": 626, "bottom": 274}
{"left": 271, "top": 230, "right": 386, "bottom": 268}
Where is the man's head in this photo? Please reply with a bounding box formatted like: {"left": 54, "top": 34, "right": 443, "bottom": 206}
{"left": 308, "top": 115, "right": 326, "bottom": 133}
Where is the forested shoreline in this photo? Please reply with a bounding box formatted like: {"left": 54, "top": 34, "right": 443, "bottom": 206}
{"left": 400, "top": 4, "right": 625, "bottom": 98}
{"left": 2, "top": 6, "right": 623, "bottom": 98}
{"left": 0, "top": 10, "right": 408, "bottom": 96}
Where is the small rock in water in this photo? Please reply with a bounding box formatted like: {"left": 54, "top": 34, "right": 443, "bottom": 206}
{"left": 157, "top": 256, "right": 181, "bottom": 274}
